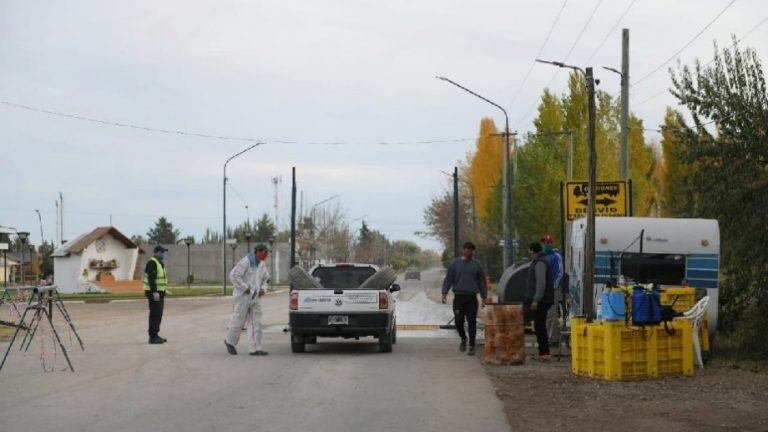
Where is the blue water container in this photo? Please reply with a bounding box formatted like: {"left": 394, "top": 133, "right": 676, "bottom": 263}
{"left": 601, "top": 289, "right": 626, "bottom": 321}
{"left": 632, "top": 287, "right": 661, "bottom": 325}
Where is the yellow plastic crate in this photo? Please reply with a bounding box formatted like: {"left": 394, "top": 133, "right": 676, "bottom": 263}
{"left": 571, "top": 317, "right": 694, "bottom": 380}
{"left": 660, "top": 287, "right": 697, "bottom": 314}
{"left": 659, "top": 287, "right": 709, "bottom": 352}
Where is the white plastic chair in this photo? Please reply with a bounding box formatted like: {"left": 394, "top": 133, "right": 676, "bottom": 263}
{"left": 680, "top": 296, "right": 710, "bottom": 369}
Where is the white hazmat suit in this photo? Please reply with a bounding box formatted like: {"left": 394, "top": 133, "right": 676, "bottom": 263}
{"left": 225, "top": 253, "right": 270, "bottom": 353}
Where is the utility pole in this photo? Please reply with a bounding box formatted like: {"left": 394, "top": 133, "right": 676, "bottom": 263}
{"left": 567, "top": 131, "right": 574, "bottom": 181}
{"left": 453, "top": 167, "right": 460, "bottom": 258}
{"left": 290, "top": 168, "right": 297, "bottom": 269}
{"left": 584, "top": 67, "right": 598, "bottom": 320}
{"left": 55, "top": 200, "right": 60, "bottom": 247}
{"left": 272, "top": 176, "right": 281, "bottom": 284}
{"left": 59, "top": 192, "right": 64, "bottom": 244}
{"left": 620, "top": 28, "right": 630, "bottom": 181}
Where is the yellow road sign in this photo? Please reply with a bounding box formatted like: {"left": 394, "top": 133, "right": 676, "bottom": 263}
{"left": 565, "top": 181, "right": 628, "bottom": 221}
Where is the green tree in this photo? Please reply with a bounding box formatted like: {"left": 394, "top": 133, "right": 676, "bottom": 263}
{"left": 37, "top": 240, "right": 55, "bottom": 278}
{"left": 254, "top": 213, "right": 276, "bottom": 241}
{"left": 130, "top": 234, "right": 146, "bottom": 245}
{"left": 146, "top": 216, "right": 180, "bottom": 244}
{"left": 670, "top": 40, "right": 768, "bottom": 358}
{"left": 201, "top": 228, "right": 221, "bottom": 244}
{"left": 660, "top": 108, "right": 696, "bottom": 216}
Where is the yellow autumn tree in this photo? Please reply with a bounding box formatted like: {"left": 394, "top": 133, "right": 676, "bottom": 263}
{"left": 467, "top": 118, "right": 502, "bottom": 219}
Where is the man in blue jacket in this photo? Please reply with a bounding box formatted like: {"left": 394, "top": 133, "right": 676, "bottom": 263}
{"left": 442, "top": 242, "right": 488, "bottom": 356}
{"left": 541, "top": 234, "right": 564, "bottom": 346}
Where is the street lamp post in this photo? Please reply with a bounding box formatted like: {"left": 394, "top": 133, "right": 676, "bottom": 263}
{"left": 222, "top": 143, "right": 263, "bottom": 295}
{"left": 230, "top": 243, "right": 238, "bottom": 272}
{"left": 453, "top": 167, "right": 459, "bottom": 258}
{"left": 536, "top": 59, "right": 599, "bottom": 320}
{"left": 17, "top": 231, "right": 29, "bottom": 286}
{"left": 245, "top": 232, "right": 252, "bottom": 254}
{"left": 184, "top": 237, "right": 193, "bottom": 290}
{"left": 440, "top": 170, "right": 477, "bottom": 230}
{"left": 436, "top": 76, "right": 514, "bottom": 269}
{"left": 269, "top": 236, "right": 275, "bottom": 290}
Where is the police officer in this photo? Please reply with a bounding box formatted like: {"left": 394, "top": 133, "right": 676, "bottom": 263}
{"left": 144, "top": 245, "right": 168, "bottom": 344}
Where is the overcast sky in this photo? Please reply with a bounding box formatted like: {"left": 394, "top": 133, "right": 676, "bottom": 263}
{"left": 1, "top": 0, "right": 766, "bottom": 252}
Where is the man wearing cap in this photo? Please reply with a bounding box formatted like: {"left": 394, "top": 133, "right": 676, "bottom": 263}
{"left": 441, "top": 241, "right": 488, "bottom": 356}
{"left": 224, "top": 243, "right": 271, "bottom": 356}
{"left": 144, "top": 245, "right": 168, "bottom": 344}
{"left": 527, "top": 242, "right": 554, "bottom": 361}
{"left": 541, "top": 234, "right": 565, "bottom": 346}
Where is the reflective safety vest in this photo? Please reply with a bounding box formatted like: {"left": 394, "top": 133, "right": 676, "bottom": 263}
{"left": 143, "top": 257, "right": 168, "bottom": 292}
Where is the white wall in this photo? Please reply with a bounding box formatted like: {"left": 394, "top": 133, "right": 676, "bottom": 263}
{"left": 54, "top": 254, "right": 83, "bottom": 293}
{"left": 80, "top": 235, "right": 139, "bottom": 281}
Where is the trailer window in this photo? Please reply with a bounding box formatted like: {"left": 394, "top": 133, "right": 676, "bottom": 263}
{"left": 620, "top": 253, "right": 686, "bottom": 285}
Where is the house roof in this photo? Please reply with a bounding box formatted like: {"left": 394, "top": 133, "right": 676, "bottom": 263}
{"left": 53, "top": 226, "right": 144, "bottom": 257}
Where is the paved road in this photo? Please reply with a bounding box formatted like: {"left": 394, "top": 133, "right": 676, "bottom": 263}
{"left": 0, "top": 269, "right": 510, "bottom": 432}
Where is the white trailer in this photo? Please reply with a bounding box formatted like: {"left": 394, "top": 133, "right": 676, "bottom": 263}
{"left": 569, "top": 217, "right": 720, "bottom": 333}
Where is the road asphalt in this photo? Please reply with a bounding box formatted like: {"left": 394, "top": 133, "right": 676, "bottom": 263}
{"left": 0, "top": 269, "right": 510, "bottom": 432}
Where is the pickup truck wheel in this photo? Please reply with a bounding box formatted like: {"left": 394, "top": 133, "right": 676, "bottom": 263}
{"left": 379, "top": 330, "right": 393, "bottom": 353}
{"left": 291, "top": 332, "right": 305, "bottom": 353}
{"left": 392, "top": 323, "right": 397, "bottom": 344}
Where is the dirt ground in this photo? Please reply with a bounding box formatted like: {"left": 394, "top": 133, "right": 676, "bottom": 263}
{"left": 481, "top": 341, "right": 768, "bottom": 432}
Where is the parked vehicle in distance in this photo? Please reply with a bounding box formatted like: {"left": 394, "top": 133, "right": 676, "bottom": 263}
{"left": 404, "top": 267, "right": 421, "bottom": 281}
{"left": 289, "top": 263, "right": 400, "bottom": 353}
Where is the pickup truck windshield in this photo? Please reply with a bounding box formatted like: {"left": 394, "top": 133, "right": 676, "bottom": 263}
{"left": 311, "top": 266, "right": 377, "bottom": 289}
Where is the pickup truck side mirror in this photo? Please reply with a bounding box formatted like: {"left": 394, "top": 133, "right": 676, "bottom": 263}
{"left": 390, "top": 284, "right": 401, "bottom": 292}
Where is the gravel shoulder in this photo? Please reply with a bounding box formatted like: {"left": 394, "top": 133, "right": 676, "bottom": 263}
{"left": 480, "top": 340, "right": 768, "bottom": 432}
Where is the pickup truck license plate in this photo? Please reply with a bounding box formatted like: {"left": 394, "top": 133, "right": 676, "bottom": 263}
{"left": 327, "top": 315, "right": 348, "bottom": 325}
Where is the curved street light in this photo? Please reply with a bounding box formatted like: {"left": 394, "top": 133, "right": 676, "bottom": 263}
{"left": 436, "top": 75, "right": 514, "bottom": 268}
{"left": 536, "top": 58, "right": 599, "bottom": 320}
{"left": 222, "top": 143, "right": 264, "bottom": 295}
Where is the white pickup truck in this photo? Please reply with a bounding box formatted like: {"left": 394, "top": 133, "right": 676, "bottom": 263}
{"left": 288, "top": 263, "right": 400, "bottom": 353}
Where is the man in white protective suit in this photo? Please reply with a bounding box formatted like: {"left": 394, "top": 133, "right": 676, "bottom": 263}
{"left": 224, "top": 243, "right": 271, "bottom": 356}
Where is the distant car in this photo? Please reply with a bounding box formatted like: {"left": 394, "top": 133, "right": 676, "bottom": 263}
{"left": 404, "top": 268, "right": 421, "bottom": 281}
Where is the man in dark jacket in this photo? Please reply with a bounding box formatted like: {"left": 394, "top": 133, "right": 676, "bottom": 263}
{"left": 442, "top": 242, "right": 488, "bottom": 356}
{"left": 143, "top": 245, "right": 168, "bottom": 344}
{"left": 528, "top": 242, "right": 554, "bottom": 360}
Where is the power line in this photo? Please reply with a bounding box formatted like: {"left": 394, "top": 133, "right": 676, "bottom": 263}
{"left": 508, "top": 0, "right": 569, "bottom": 105}
{"left": 631, "top": 0, "right": 737, "bottom": 86}
{"left": 584, "top": 0, "right": 637, "bottom": 64}
{"left": 559, "top": 0, "right": 604, "bottom": 66}
{"left": 632, "top": 15, "right": 767, "bottom": 107}
{"left": 0, "top": 100, "right": 267, "bottom": 143}
{"left": 227, "top": 181, "right": 251, "bottom": 209}
{"left": 0, "top": 99, "right": 475, "bottom": 146}
{"left": 514, "top": 0, "right": 604, "bottom": 128}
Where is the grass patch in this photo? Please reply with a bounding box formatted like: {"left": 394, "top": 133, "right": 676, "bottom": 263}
{"left": 708, "top": 333, "right": 768, "bottom": 373}
{"left": 59, "top": 287, "right": 223, "bottom": 301}
{"left": 0, "top": 326, "right": 13, "bottom": 342}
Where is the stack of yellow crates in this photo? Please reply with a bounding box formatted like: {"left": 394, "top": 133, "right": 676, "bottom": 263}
{"left": 571, "top": 317, "right": 694, "bottom": 380}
